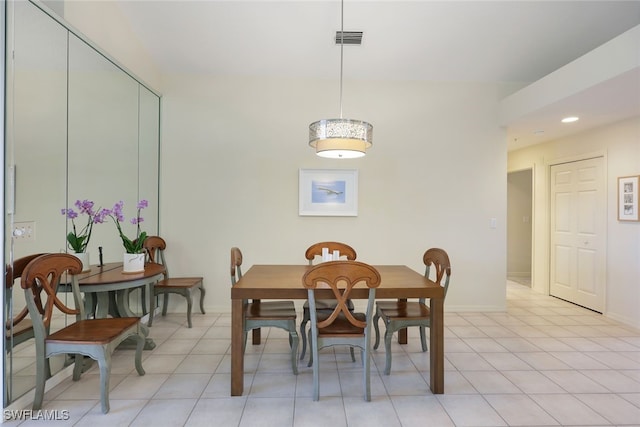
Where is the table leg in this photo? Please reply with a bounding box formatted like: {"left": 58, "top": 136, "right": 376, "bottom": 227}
{"left": 83, "top": 293, "right": 96, "bottom": 318}
{"left": 397, "top": 298, "right": 407, "bottom": 344}
{"left": 108, "top": 291, "right": 119, "bottom": 317}
{"left": 430, "top": 297, "right": 444, "bottom": 394}
{"left": 95, "top": 292, "right": 110, "bottom": 318}
{"left": 252, "top": 299, "right": 261, "bottom": 344}
{"left": 231, "top": 298, "right": 245, "bottom": 396}
{"left": 115, "top": 289, "right": 156, "bottom": 350}
{"left": 252, "top": 329, "right": 261, "bottom": 345}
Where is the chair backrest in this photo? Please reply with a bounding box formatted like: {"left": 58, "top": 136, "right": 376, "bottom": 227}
{"left": 143, "top": 236, "right": 169, "bottom": 275}
{"left": 423, "top": 248, "right": 452, "bottom": 297}
{"left": 302, "top": 260, "right": 380, "bottom": 330}
{"left": 5, "top": 253, "right": 47, "bottom": 339}
{"left": 20, "top": 253, "right": 83, "bottom": 339}
{"left": 305, "top": 242, "right": 357, "bottom": 265}
{"left": 230, "top": 247, "right": 243, "bottom": 285}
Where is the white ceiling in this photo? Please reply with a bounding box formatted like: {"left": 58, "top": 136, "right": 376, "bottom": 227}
{"left": 114, "top": 0, "right": 640, "bottom": 150}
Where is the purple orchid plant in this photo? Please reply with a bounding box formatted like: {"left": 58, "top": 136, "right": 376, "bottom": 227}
{"left": 103, "top": 200, "right": 148, "bottom": 254}
{"left": 61, "top": 199, "right": 105, "bottom": 253}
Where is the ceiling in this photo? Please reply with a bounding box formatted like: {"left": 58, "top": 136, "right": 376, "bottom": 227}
{"left": 114, "top": 0, "right": 640, "bottom": 151}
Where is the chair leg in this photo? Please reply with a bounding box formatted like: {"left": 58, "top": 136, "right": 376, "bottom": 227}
{"left": 311, "top": 336, "right": 320, "bottom": 401}
{"left": 185, "top": 290, "right": 193, "bottom": 328}
{"left": 299, "top": 310, "right": 309, "bottom": 360}
{"left": 32, "top": 353, "right": 47, "bottom": 410}
{"left": 148, "top": 294, "right": 156, "bottom": 327}
{"left": 72, "top": 354, "right": 84, "bottom": 381}
{"left": 289, "top": 329, "right": 299, "bottom": 375}
{"left": 45, "top": 356, "right": 52, "bottom": 380}
{"left": 419, "top": 326, "right": 428, "bottom": 352}
{"left": 363, "top": 347, "right": 371, "bottom": 402}
{"left": 198, "top": 285, "right": 206, "bottom": 314}
{"left": 97, "top": 356, "right": 111, "bottom": 414}
{"left": 384, "top": 328, "right": 394, "bottom": 375}
{"left": 161, "top": 293, "right": 170, "bottom": 317}
{"left": 135, "top": 332, "right": 146, "bottom": 376}
{"left": 373, "top": 312, "right": 381, "bottom": 349}
{"left": 307, "top": 333, "right": 313, "bottom": 367}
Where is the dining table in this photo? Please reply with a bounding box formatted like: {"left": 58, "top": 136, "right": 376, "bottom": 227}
{"left": 73, "top": 261, "right": 166, "bottom": 350}
{"left": 230, "top": 264, "right": 446, "bottom": 396}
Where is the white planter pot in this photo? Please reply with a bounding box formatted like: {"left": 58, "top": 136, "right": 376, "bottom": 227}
{"left": 73, "top": 252, "right": 90, "bottom": 272}
{"left": 123, "top": 253, "right": 145, "bottom": 274}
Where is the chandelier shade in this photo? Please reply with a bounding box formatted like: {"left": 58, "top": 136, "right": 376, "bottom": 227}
{"left": 309, "top": 118, "right": 373, "bottom": 158}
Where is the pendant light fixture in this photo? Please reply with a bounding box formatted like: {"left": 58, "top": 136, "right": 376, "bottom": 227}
{"left": 309, "top": 0, "right": 373, "bottom": 159}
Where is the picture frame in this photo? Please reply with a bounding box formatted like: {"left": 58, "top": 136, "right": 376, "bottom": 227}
{"left": 618, "top": 175, "right": 640, "bottom": 221}
{"left": 299, "top": 169, "right": 358, "bottom": 216}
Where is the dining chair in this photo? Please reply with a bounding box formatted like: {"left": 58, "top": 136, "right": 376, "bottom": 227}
{"left": 5, "top": 253, "right": 47, "bottom": 351}
{"left": 303, "top": 260, "right": 381, "bottom": 401}
{"left": 373, "top": 247, "right": 451, "bottom": 375}
{"left": 143, "top": 236, "right": 205, "bottom": 328}
{"left": 230, "top": 247, "right": 299, "bottom": 374}
{"left": 5, "top": 253, "right": 47, "bottom": 403}
{"left": 21, "top": 253, "right": 146, "bottom": 414}
{"left": 300, "top": 241, "right": 357, "bottom": 364}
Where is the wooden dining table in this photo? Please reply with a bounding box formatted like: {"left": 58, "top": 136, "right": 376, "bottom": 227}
{"left": 230, "top": 264, "right": 446, "bottom": 396}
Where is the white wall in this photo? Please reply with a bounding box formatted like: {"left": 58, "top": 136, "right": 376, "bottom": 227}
{"left": 59, "top": 0, "right": 509, "bottom": 313}
{"left": 508, "top": 116, "right": 640, "bottom": 328}
{"left": 159, "top": 74, "right": 508, "bottom": 313}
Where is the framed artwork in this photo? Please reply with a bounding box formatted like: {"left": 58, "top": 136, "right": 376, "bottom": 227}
{"left": 618, "top": 175, "right": 639, "bottom": 221}
{"left": 299, "top": 169, "right": 358, "bottom": 216}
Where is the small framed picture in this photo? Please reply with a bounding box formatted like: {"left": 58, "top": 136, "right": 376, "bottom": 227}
{"left": 299, "top": 169, "right": 358, "bottom": 216}
{"left": 618, "top": 175, "right": 639, "bottom": 221}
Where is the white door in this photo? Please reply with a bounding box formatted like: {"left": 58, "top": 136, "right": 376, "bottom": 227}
{"left": 549, "top": 157, "right": 605, "bottom": 312}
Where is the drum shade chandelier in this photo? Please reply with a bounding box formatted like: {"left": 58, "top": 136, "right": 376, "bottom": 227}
{"left": 309, "top": 0, "right": 373, "bottom": 159}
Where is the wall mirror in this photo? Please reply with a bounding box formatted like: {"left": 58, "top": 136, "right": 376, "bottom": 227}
{"left": 4, "top": 0, "right": 160, "bottom": 404}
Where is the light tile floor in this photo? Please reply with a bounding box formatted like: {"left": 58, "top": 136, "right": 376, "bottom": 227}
{"left": 5, "top": 281, "right": 640, "bottom": 426}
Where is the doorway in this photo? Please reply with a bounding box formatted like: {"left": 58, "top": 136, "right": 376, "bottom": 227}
{"left": 507, "top": 169, "right": 533, "bottom": 286}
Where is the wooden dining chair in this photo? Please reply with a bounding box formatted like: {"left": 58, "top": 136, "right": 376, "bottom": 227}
{"left": 5, "top": 253, "right": 48, "bottom": 403}
{"left": 5, "top": 253, "right": 47, "bottom": 351}
{"left": 230, "top": 247, "right": 298, "bottom": 374}
{"left": 300, "top": 241, "right": 357, "bottom": 364}
{"left": 143, "top": 236, "right": 205, "bottom": 328}
{"left": 373, "top": 248, "right": 451, "bottom": 375}
{"left": 21, "top": 253, "right": 146, "bottom": 414}
{"left": 303, "top": 260, "right": 381, "bottom": 401}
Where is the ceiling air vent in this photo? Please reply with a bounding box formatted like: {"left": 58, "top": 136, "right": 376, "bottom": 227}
{"left": 335, "top": 31, "right": 363, "bottom": 45}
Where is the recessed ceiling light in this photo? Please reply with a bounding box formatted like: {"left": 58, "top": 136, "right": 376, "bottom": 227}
{"left": 561, "top": 116, "right": 579, "bottom": 123}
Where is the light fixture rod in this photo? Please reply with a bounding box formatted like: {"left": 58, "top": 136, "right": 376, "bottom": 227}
{"left": 339, "top": 0, "right": 344, "bottom": 119}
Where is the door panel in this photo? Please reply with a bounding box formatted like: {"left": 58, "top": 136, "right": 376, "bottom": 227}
{"left": 550, "top": 157, "right": 605, "bottom": 312}
{"left": 554, "top": 245, "right": 571, "bottom": 287}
